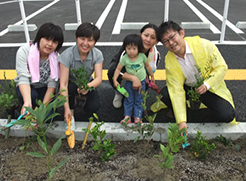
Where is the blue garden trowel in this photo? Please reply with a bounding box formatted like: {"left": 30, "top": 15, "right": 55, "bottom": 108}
{"left": 0, "top": 111, "right": 28, "bottom": 132}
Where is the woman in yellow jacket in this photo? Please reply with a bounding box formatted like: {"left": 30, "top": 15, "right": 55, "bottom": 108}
{"left": 158, "top": 21, "right": 236, "bottom": 135}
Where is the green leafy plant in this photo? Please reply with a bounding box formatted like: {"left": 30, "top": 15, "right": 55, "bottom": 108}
{"left": 26, "top": 134, "right": 70, "bottom": 181}
{"left": 190, "top": 131, "right": 216, "bottom": 159}
{"left": 122, "top": 91, "right": 161, "bottom": 152}
{"left": 187, "top": 56, "right": 215, "bottom": 103}
{"left": 154, "top": 143, "right": 174, "bottom": 169}
{"left": 133, "top": 91, "right": 159, "bottom": 142}
{"left": 154, "top": 123, "right": 185, "bottom": 170}
{"left": 13, "top": 91, "right": 69, "bottom": 180}
{"left": 70, "top": 66, "right": 95, "bottom": 91}
{"left": 83, "top": 114, "right": 115, "bottom": 162}
{"left": 215, "top": 134, "right": 233, "bottom": 147}
{"left": 16, "top": 91, "right": 67, "bottom": 138}
{"left": 167, "top": 123, "right": 186, "bottom": 153}
{"left": 0, "top": 71, "right": 20, "bottom": 117}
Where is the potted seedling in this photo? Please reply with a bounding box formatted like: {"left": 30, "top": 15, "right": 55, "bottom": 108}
{"left": 187, "top": 57, "right": 214, "bottom": 110}
{"left": 70, "top": 66, "right": 95, "bottom": 107}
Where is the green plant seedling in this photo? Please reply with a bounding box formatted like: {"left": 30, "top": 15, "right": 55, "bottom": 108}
{"left": 0, "top": 71, "right": 20, "bottom": 118}
{"left": 190, "top": 131, "right": 216, "bottom": 159}
{"left": 187, "top": 56, "right": 215, "bottom": 107}
{"left": 83, "top": 114, "right": 115, "bottom": 162}
{"left": 26, "top": 134, "right": 70, "bottom": 181}
{"left": 70, "top": 66, "right": 95, "bottom": 91}
{"left": 154, "top": 144, "right": 174, "bottom": 169}
{"left": 215, "top": 134, "right": 233, "bottom": 147}
{"left": 167, "top": 123, "right": 185, "bottom": 153}
{"left": 117, "top": 85, "right": 129, "bottom": 97}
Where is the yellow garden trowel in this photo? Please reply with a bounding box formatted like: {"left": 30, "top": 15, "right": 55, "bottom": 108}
{"left": 65, "top": 117, "right": 75, "bottom": 149}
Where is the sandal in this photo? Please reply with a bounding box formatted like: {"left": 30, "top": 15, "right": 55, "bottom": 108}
{"left": 120, "top": 116, "right": 131, "bottom": 124}
{"left": 134, "top": 117, "right": 142, "bottom": 124}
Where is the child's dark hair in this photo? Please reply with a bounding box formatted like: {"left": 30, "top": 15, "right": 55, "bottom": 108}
{"left": 123, "top": 34, "right": 143, "bottom": 53}
{"left": 33, "top": 22, "right": 64, "bottom": 52}
{"left": 158, "top": 20, "right": 182, "bottom": 41}
{"left": 76, "top": 22, "right": 100, "bottom": 42}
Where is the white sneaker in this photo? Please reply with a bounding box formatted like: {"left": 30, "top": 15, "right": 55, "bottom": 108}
{"left": 113, "top": 92, "right": 123, "bottom": 108}
{"left": 65, "top": 116, "right": 76, "bottom": 131}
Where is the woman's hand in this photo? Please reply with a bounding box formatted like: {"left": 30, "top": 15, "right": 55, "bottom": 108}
{"left": 21, "top": 102, "right": 32, "bottom": 117}
{"left": 132, "top": 76, "right": 142, "bottom": 94}
{"left": 64, "top": 108, "right": 72, "bottom": 125}
{"left": 77, "top": 88, "right": 89, "bottom": 95}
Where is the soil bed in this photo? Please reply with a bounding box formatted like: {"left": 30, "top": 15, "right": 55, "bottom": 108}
{"left": 0, "top": 135, "right": 245, "bottom": 181}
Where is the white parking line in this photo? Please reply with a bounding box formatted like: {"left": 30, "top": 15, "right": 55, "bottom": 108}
{"left": 112, "top": 0, "right": 128, "bottom": 34}
{"left": 0, "top": 0, "right": 17, "bottom": 5}
{"left": 197, "top": 0, "right": 244, "bottom": 34}
{"left": 96, "top": 0, "right": 116, "bottom": 29}
{"left": 0, "top": 0, "right": 60, "bottom": 36}
{"left": 183, "top": 0, "right": 221, "bottom": 34}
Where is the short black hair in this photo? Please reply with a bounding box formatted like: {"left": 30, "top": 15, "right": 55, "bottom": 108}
{"left": 158, "top": 20, "right": 182, "bottom": 41}
{"left": 75, "top": 22, "right": 100, "bottom": 42}
{"left": 33, "top": 22, "right": 64, "bottom": 52}
{"left": 123, "top": 34, "right": 143, "bottom": 53}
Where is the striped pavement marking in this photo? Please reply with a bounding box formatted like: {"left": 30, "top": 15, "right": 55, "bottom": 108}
{"left": 1, "top": 69, "right": 246, "bottom": 81}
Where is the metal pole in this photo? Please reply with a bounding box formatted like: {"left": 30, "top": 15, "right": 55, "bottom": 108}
{"left": 18, "top": 0, "right": 30, "bottom": 43}
{"left": 75, "top": 0, "right": 82, "bottom": 24}
{"left": 219, "top": 0, "right": 230, "bottom": 43}
{"left": 164, "top": 0, "right": 169, "bottom": 22}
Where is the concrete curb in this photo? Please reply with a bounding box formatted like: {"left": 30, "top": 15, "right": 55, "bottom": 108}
{"left": 0, "top": 119, "right": 245, "bottom": 142}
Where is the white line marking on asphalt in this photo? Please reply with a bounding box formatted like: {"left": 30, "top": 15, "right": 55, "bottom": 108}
{"left": 112, "top": 0, "right": 128, "bottom": 34}
{"left": 0, "top": 0, "right": 60, "bottom": 36}
{"left": 96, "top": 0, "right": 116, "bottom": 29}
{"left": 1, "top": 41, "right": 246, "bottom": 48}
{"left": 0, "top": 0, "right": 16, "bottom": 5}
{"left": 183, "top": 0, "right": 220, "bottom": 34}
{"left": 196, "top": 0, "right": 244, "bottom": 34}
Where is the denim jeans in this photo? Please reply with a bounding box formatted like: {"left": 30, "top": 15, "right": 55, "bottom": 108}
{"left": 124, "top": 79, "right": 146, "bottom": 118}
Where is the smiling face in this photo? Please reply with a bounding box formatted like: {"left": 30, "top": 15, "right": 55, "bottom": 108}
{"left": 39, "top": 37, "right": 58, "bottom": 59}
{"left": 140, "top": 27, "right": 158, "bottom": 53}
{"left": 76, "top": 36, "right": 96, "bottom": 55}
{"left": 161, "top": 29, "right": 186, "bottom": 58}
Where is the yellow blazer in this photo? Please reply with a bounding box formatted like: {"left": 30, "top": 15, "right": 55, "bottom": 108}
{"left": 165, "top": 36, "right": 235, "bottom": 124}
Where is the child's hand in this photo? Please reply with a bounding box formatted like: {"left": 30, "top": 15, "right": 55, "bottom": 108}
{"left": 113, "top": 80, "right": 120, "bottom": 88}
{"left": 150, "top": 75, "right": 155, "bottom": 84}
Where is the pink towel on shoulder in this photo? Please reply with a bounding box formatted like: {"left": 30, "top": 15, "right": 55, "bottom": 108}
{"left": 28, "top": 43, "right": 60, "bottom": 83}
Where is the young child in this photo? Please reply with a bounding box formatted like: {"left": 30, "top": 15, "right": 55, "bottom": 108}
{"left": 113, "top": 34, "right": 155, "bottom": 124}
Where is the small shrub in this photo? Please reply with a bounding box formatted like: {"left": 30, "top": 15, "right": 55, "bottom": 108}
{"left": 70, "top": 66, "right": 94, "bottom": 91}
{"left": 83, "top": 114, "right": 115, "bottom": 162}
{"left": 154, "top": 144, "right": 174, "bottom": 169}
{"left": 190, "top": 131, "right": 216, "bottom": 159}
{"left": 215, "top": 134, "right": 233, "bottom": 147}
{"left": 167, "top": 123, "right": 185, "bottom": 153}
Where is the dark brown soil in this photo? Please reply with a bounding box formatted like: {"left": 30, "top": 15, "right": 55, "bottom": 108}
{"left": 0, "top": 134, "right": 245, "bottom": 181}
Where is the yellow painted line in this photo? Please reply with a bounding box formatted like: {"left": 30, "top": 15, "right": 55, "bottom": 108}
{"left": 0, "top": 69, "right": 246, "bottom": 80}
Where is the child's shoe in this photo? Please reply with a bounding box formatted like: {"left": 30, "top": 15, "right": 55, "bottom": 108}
{"left": 134, "top": 117, "right": 142, "bottom": 124}
{"left": 120, "top": 116, "right": 131, "bottom": 124}
{"left": 65, "top": 116, "right": 76, "bottom": 131}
